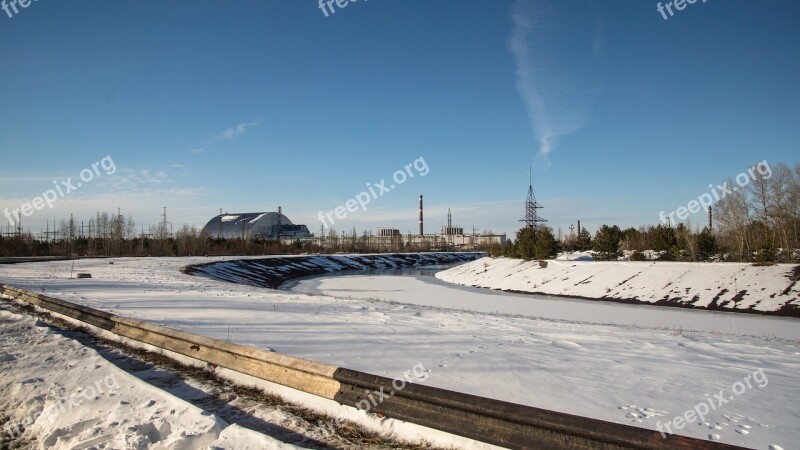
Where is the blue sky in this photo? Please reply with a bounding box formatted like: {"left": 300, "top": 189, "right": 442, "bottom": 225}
{"left": 1, "top": 0, "right": 798, "bottom": 238}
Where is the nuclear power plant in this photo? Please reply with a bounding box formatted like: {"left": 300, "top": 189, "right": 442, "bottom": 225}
{"left": 201, "top": 207, "right": 312, "bottom": 240}
{"left": 201, "top": 196, "right": 505, "bottom": 250}
{"left": 342, "top": 194, "right": 505, "bottom": 250}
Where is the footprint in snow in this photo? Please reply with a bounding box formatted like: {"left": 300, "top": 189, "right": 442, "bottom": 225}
{"left": 618, "top": 404, "right": 669, "bottom": 423}
{"left": 552, "top": 340, "right": 583, "bottom": 350}
{"left": 21, "top": 377, "right": 44, "bottom": 384}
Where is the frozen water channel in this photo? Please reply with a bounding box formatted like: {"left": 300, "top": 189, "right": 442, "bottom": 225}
{"left": 285, "top": 267, "right": 800, "bottom": 341}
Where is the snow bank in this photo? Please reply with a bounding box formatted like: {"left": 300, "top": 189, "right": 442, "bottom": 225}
{"left": 436, "top": 257, "right": 800, "bottom": 316}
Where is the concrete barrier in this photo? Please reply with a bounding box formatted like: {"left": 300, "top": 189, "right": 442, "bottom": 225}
{"left": 1, "top": 284, "right": 747, "bottom": 450}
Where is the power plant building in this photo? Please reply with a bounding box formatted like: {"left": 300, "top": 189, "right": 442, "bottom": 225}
{"left": 199, "top": 198, "right": 505, "bottom": 251}
{"left": 201, "top": 210, "right": 312, "bottom": 240}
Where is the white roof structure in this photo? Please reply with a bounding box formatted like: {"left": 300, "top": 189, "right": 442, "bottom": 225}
{"left": 201, "top": 211, "right": 311, "bottom": 240}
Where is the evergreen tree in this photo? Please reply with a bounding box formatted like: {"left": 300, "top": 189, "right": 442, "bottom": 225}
{"left": 512, "top": 227, "right": 558, "bottom": 260}
{"left": 630, "top": 250, "right": 647, "bottom": 261}
{"left": 651, "top": 225, "right": 677, "bottom": 253}
{"left": 621, "top": 227, "right": 641, "bottom": 251}
{"left": 593, "top": 225, "right": 622, "bottom": 261}
{"left": 514, "top": 227, "right": 536, "bottom": 260}
{"left": 756, "top": 239, "right": 777, "bottom": 263}
{"left": 502, "top": 240, "right": 516, "bottom": 257}
{"left": 533, "top": 227, "right": 559, "bottom": 260}
{"left": 575, "top": 227, "right": 592, "bottom": 251}
{"left": 696, "top": 227, "right": 718, "bottom": 261}
{"left": 674, "top": 223, "right": 690, "bottom": 260}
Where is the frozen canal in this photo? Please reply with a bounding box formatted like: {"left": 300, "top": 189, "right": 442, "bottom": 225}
{"left": 286, "top": 268, "right": 800, "bottom": 341}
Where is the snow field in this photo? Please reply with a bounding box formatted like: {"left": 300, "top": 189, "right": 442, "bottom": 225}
{"left": 1, "top": 256, "right": 799, "bottom": 449}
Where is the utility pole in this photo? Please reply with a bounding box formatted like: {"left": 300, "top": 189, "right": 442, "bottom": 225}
{"left": 161, "top": 207, "right": 169, "bottom": 237}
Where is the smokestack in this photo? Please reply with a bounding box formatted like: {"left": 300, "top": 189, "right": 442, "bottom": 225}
{"left": 708, "top": 206, "right": 712, "bottom": 230}
{"left": 577, "top": 220, "right": 581, "bottom": 236}
{"left": 419, "top": 194, "right": 423, "bottom": 236}
{"left": 277, "top": 206, "right": 283, "bottom": 239}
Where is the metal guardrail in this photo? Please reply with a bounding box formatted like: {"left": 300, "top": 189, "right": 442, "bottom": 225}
{"left": 1, "top": 284, "right": 749, "bottom": 450}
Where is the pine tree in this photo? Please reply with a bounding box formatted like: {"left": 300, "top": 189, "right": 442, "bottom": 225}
{"left": 593, "top": 225, "right": 622, "bottom": 261}
{"left": 651, "top": 225, "right": 677, "bottom": 253}
{"left": 575, "top": 228, "right": 592, "bottom": 251}
{"left": 696, "top": 227, "right": 718, "bottom": 261}
{"left": 533, "top": 227, "right": 559, "bottom": 260}
{"left": 756, "top": 239, "right": 777, "bottom": 263}
{"left": 514, "top": 227, "right": 536, "bottom": 260}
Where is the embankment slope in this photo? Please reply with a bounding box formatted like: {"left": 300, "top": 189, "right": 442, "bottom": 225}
{"left": 436, "top": 257, "right": 800, "bottom": 317}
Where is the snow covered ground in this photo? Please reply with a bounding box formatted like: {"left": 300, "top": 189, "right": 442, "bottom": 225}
{"left": 0, "top": 300, "right": 304, "bottom": 450}
{"left": 436, "top": 257, "right": 800, "bottom": 316}
{"left": 2, "top": 257, "right": 799, "bottom": 449}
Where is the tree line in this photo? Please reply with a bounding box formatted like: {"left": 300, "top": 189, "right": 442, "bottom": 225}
{"left": 491, "top": 161, "right": 800, "bottom": 263}
{"left": 0, "top": 217, "right": 491, "bottom": 258}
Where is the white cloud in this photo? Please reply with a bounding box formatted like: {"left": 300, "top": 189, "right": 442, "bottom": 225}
{"left": 218, "top": 120, "right": 260, "bottom": 141}
{"left": 508, "top": 0, "right": 594, "bottom": 157}
{"left": 190, "top": 119, "right": 261, "bottom": 154}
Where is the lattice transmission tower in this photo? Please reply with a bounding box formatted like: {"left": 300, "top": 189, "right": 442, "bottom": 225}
{"left": 519, "top": 164, "right": 547, "bottom": 230}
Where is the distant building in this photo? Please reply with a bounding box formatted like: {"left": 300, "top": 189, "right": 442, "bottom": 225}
{"left": 201, "top": 210, "right": 312, "bottom": 240}
{"left": 377, "top": 227, "right": 401, "bottom": 237}
{"left": 441, "top": 225, "right": 464, "bottom": 236}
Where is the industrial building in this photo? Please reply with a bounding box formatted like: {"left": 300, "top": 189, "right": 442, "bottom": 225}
{"left": 201, "top": 208, "right": 312, "bottom": 240}
{"left": 199, "top": 198, "right": 504, "bottom": 251}
{"left": 368, "top": 197, "right": 506, "bottom": 250}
